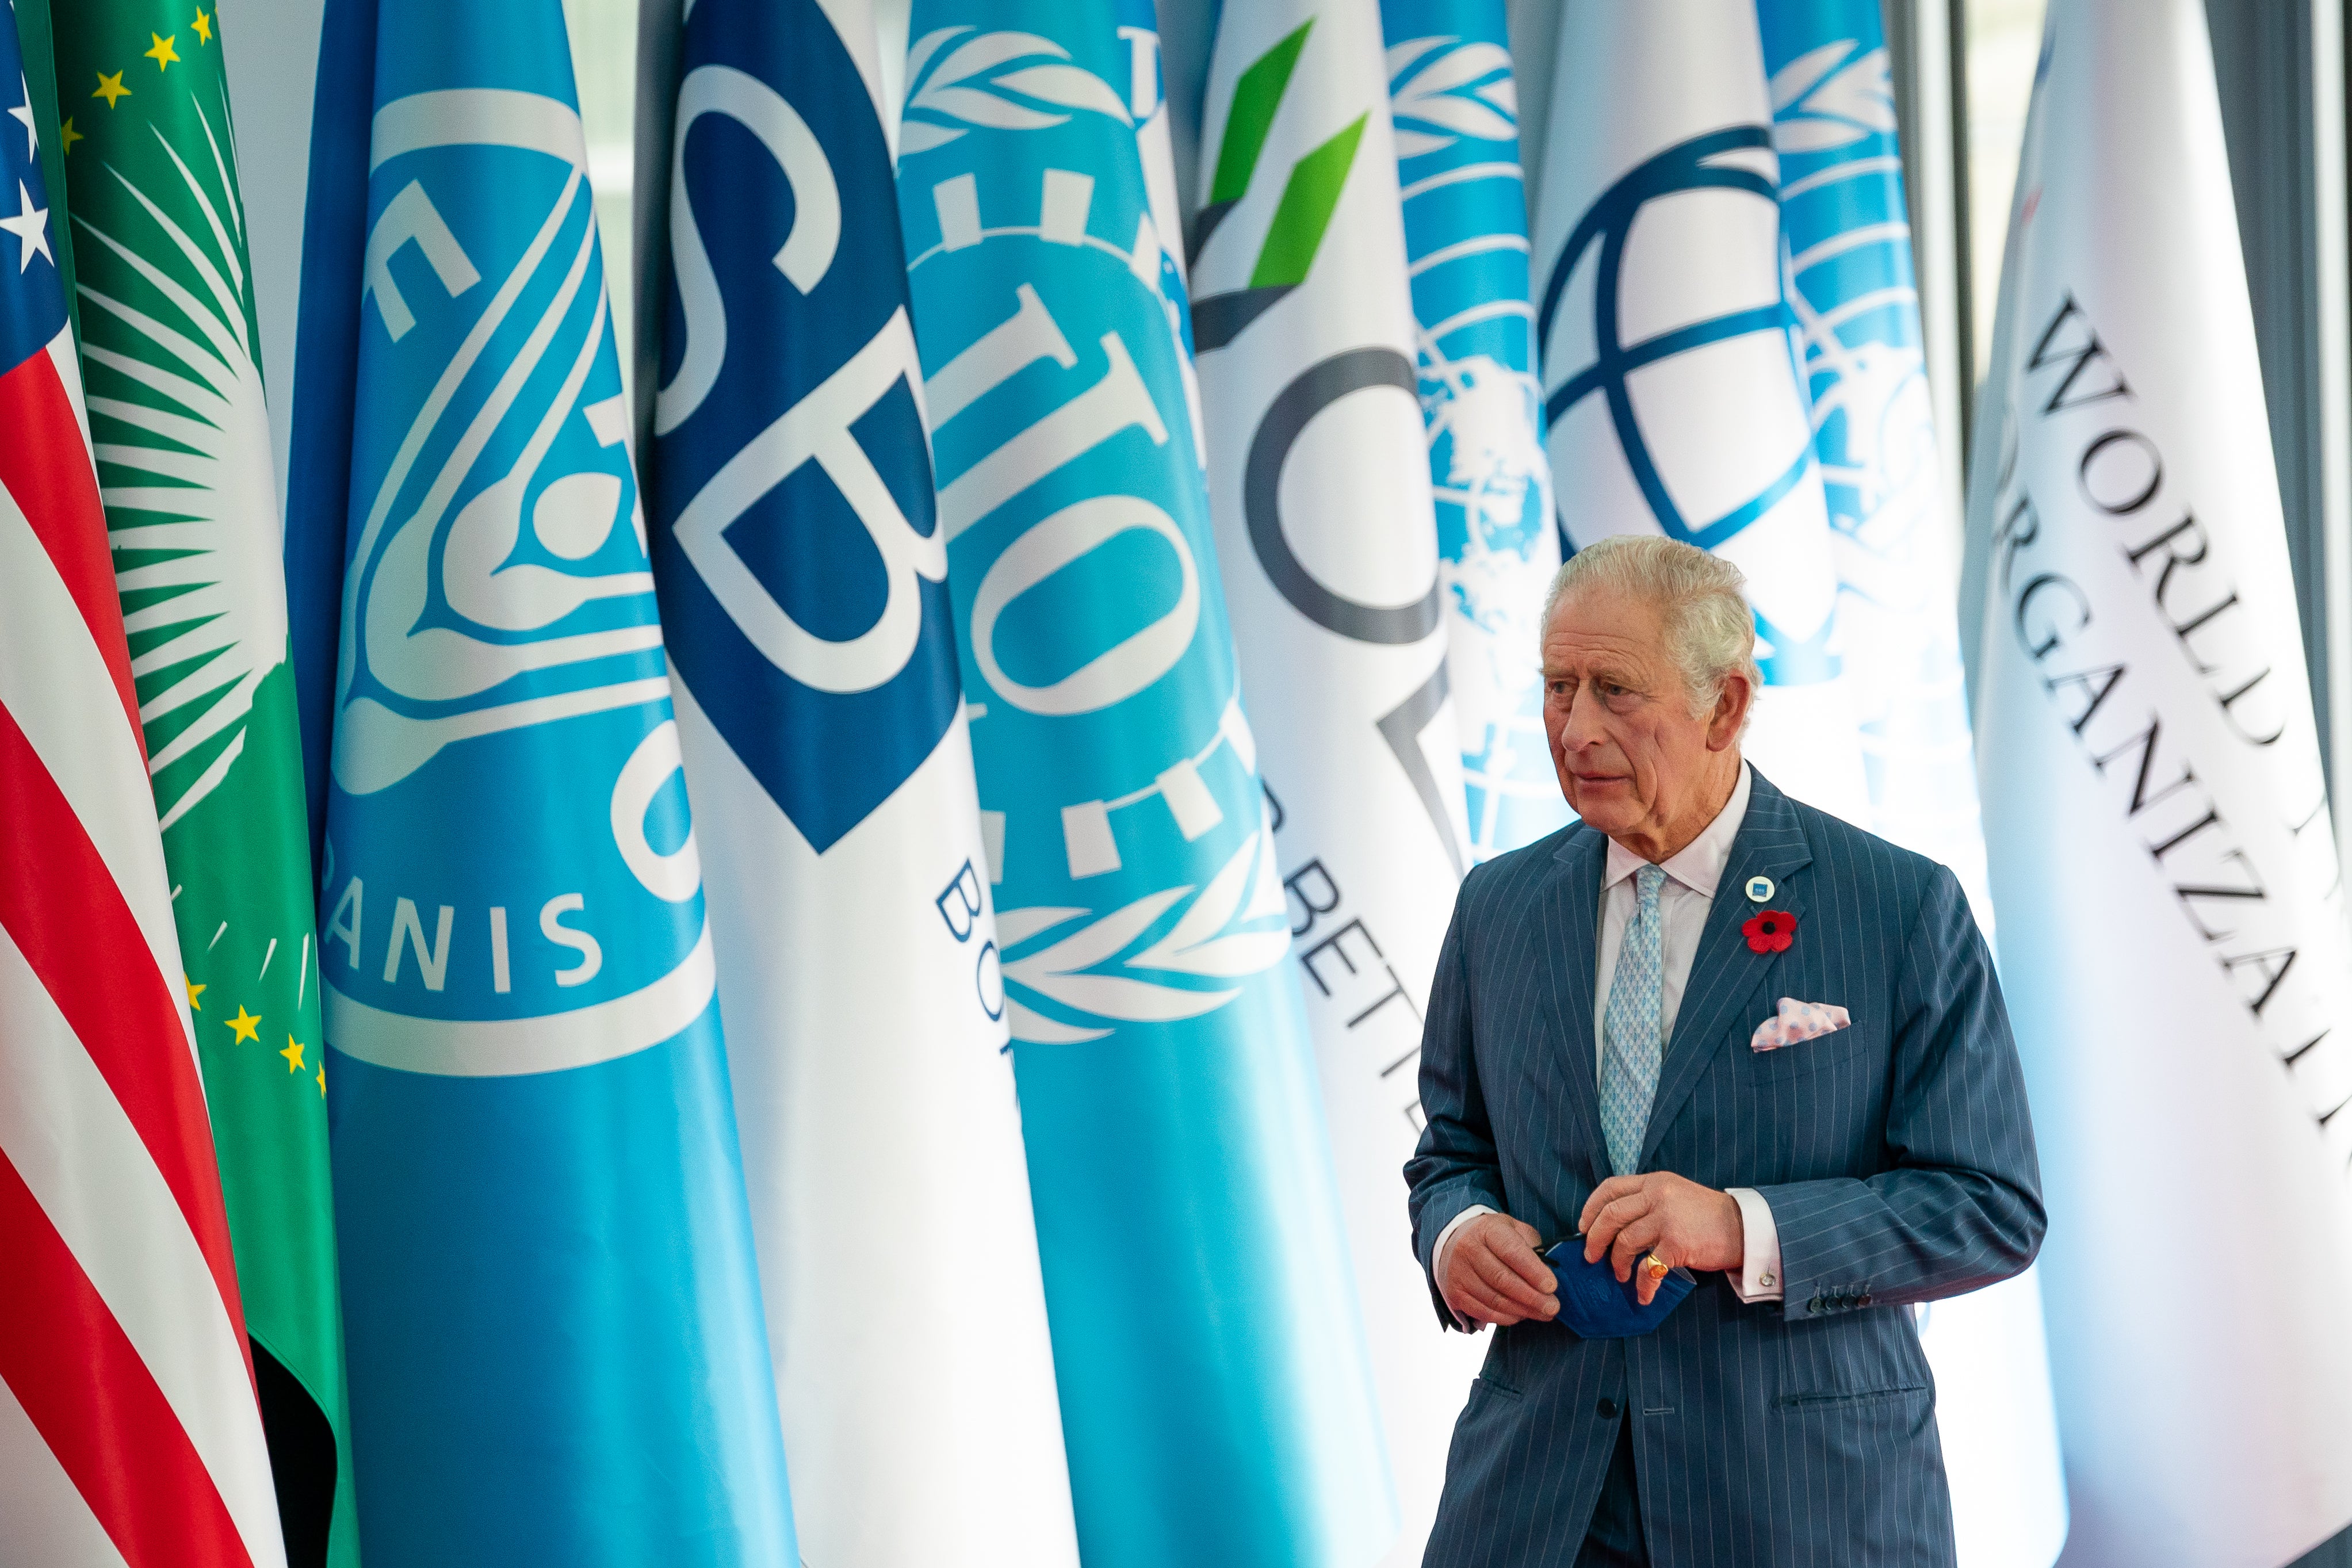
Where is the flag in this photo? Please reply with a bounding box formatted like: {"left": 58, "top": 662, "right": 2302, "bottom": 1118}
{"left": 7, "top": 0, "right": 75, "bottom": 309}
{"left": 640, "top": 0, "right": 1077, "bottom": 1562}
{"left": 896, "top": 3, "right": 1393, "bottom": 1563}
{"left": 0, "top": 4, "right": 286, "bottom": 1559}
{"left": 47, "top": 5, "right": 359, "bottom": 1561}
{"left": 1968, "top": 2, "right": 2352, "bottom": 1564}
{"left": 1191, "top": 5, "right": 1473, "bottom": 1560}
{"left": 1757, "top": 5, "right": 2066, "bottom": 1563}
{"left": 1381, "top": 0, "right": 1569, "bottom": 865}
{"left": 1530, "top": 0, "right": 1867, "bottom": 822}
{"left": 286, "top": 3, "right": 798, "bottom": 1562}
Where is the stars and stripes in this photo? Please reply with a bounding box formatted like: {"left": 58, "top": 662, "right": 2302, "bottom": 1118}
{"left": 0, "top": 14, "right": 288, "bottom": 1565}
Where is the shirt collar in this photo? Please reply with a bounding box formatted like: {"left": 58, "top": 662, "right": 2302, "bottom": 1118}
{"left": 1603, "top": 760, "right": 1752, "bottom": 899}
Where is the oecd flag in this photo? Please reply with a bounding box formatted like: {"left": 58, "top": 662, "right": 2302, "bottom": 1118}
{"left": 284, "top": 5, "right": 797, "bottom": 1563}
{"left": 897, "top": 3, "right": 1391, "bottom": 1563}
{"left": 1759, "top": 7, "right": 2066, "bottom": 1565}
{"left": 1382, "top": 0, "right": 1568, "bottom": 865}
{"left": 641, "top": 1, "right": 1079, "bottom": 1563}
{"left": 1531, "top": 0, "right": 1868, "bottom": 821}
{"left": 1193, "top": 3, "right": 1469, "bottom": 1560}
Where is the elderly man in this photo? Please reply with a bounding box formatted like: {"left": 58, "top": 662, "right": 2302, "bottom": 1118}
{"left": 1405, "top": 536, "right": 2043, "bottom": 1567}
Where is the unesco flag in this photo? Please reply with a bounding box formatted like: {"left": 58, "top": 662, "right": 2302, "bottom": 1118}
{"left": 284, "top": 3, "right": 798, "bottom": 1562}
{"left": 641, "top": 0, "right": 1078, "bottom": 1562}
{"left": 897, "top": 2, "right": 1391, "bottom": 1562}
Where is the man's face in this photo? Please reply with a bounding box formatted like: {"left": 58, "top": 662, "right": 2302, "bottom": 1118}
{"left": 1542, "top": 585, "right": 1739, "bottom": 846}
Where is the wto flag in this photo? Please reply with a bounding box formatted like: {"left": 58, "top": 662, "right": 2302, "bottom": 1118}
{"left": 641, "top": 1, "right": 1078, "bottom": 1562}
{"left": 1382, "top": 0, "right": 1569, "bottom": 864}
{"left": 1969, "top": 2, "right": 2352, "bottom": 1563}
{"left": 896, "top": 3, "right": 1394, "bottom": 1563}
{"left": 1531, "top": 0, "right": 1867, "bottom": 821}
{"left": 1192, "top": 3, "right": 1473, "bottom": 1561}
{"left": 1758, "top": 6, "right": 2066, "bottom": 1566}
{"left": 282, "top": 3, "right": 799, "bottom": 1562}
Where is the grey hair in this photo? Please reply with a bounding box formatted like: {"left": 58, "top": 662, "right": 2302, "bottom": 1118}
{"left": 1542, "top": 534, "right": 1762, "bottom": 725}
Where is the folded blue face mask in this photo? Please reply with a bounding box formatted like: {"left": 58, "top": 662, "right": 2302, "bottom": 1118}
{"left": 1541, "top": 1238, "right": 1698, "bottom": 1338}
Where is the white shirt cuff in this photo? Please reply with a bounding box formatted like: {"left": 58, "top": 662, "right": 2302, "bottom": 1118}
{"left": 1726, "top": 1187, "right": 1783, "bottom": 1302}
{"left": 1433, "top": 1204, "right": 1498, "bottom": 1329}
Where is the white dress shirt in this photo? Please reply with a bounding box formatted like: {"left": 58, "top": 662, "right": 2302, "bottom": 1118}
{"left": 1435, "top": 762, "right": 1785, "bottom": 1314}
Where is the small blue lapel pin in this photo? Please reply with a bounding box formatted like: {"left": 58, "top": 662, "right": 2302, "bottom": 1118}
{"left": 1744, "top": 875, "right": 1774, "bottom": 904}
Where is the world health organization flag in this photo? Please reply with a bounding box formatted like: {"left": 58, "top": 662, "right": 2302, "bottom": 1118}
{"left": 1759, "top": 6, "right": 2065, "bottom": 1565}
{"left": 641, "top": 1, "right": 1077, "bottom": 1562}
{"left": 897, "top": 3, "right": 1391, "bottom": 1563}
{"left": 285, "top": 4, "right": 798, "bottom": 1562}
{"left": 1382, "top": 0, "right": 1567, "bottom": 865}
{"left": 1531, "top": 0, "right": 1867, "bottom": 820}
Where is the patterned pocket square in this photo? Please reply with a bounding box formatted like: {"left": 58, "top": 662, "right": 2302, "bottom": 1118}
{"left": 1750, "top": 997, "right": 1852, "bottom": 1052}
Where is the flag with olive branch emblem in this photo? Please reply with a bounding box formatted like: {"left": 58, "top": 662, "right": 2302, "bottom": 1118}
{"left": 48, "top": 5, "right": 357, "bottom": 1565}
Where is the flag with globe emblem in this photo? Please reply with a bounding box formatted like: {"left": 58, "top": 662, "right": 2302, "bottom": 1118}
{"left": 896, "top": 2, "right": 1392, "bottom": 1562}
{"left": 1190, "top": 3, "right": 1478, "bottom": 1560}
{"left": 1382, "top": 0, "right": 1567, "bottom": 865}
{"left": 1531, "top": 0, "right": 1867, "bottom": 820}
{"left": 640, "top": 0, "right": 1077, "bottom": 1562}
{"left": 1758, "top": 5, "right": 2066, "bottom": 1565}
{"left": 281, "top": 3, "right": 798, "bottom": 1563}
{"left": 46, "top": 4, "right": 360, "bottom": 1562}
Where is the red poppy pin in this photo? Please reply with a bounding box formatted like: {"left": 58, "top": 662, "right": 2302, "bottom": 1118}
{"left": 1742, "top": 909, "right": 1796, "bottom": 954}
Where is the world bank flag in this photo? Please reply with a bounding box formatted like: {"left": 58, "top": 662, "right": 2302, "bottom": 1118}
{"left": 1382, "top": 0, "right": 1567, "bottom": 867}
{"left": 897, "top": 2, "right": 1391, "bottom": 1563}
{"left": 1531, "top": 0, "right": 1867, "bottom": 820}
{"left": 1759, "top": 6, "right": 2066, "bottom": 1564}
{"left": 283, "top": 3, "right": 797, "bottom": 1562}
{"left": 641, "top": 0, "right": 1078, "bottom": 1563}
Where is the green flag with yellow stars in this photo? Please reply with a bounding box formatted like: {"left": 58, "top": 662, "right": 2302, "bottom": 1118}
{"left": 49, "top": 6, "right": 358, "bottom": 1565}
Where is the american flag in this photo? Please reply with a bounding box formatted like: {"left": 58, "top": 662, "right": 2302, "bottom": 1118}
{"left": 0, "top": 11, "right": 288, "bottom": 1566}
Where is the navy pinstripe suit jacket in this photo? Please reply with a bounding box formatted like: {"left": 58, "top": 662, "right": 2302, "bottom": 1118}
{"left": 1405, "top": 769, "right": 2043, "bottom": 1567}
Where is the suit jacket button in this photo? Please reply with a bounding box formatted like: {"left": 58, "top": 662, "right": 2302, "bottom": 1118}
{"left": 1596, "top": 1398, "right": 1619, "bottom": 1419}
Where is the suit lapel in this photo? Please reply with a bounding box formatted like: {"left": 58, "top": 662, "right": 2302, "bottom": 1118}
{"left": 1542, "top": 825, "right": 1612, "bottom": 1190}
{"left": 1637, "top": 770, "right": 1815, "bottom": 1171}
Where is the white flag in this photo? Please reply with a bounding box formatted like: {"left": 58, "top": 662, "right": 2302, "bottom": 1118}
{"left": 1969, "top": 3, "right": 2352, "bottom": 1564}
{"left": 1192, "top": 5, "right": 1477, "bottom": 1561}
{"left": 1530, "top": 0, "right": 1867, "bottom": 823}
{"left": 643, "top": 2, "right": 1077, "bottom": 1561}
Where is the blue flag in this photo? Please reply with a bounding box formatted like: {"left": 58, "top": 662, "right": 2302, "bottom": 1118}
{"left": 1759, "top": 6, "right": 2065, "bottom": 1565}
{"left": 1759, "top": 0, "right": 1992, "bottom": 902}
{"left": 1382, "top": 0, "right": 1567, "bottom": 862}
{"left": 641, "top": 0, "right": 1079, "bottom": 1560}
{"left": 287, "top": 5, "right": 799, "bottom": 1562}
{"left": 897, "top": 3, "right": 1391, "bottom": 1562}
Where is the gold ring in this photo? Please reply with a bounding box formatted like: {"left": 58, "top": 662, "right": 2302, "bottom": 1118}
{"left": 1641, "top": 1252, "right": 1670, "bottom": 1282}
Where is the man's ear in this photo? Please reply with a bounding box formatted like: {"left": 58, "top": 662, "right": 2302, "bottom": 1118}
{"left": 1706, "top": 674, "right": 1753, "bottom": 751}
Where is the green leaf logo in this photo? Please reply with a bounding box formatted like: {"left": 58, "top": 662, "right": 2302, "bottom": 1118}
{"left": 1191, "top": 21, "right": 1366, "bottom": 351}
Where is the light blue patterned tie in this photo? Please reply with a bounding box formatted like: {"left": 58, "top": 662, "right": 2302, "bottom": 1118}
{"left": 1600, "top": 865, "right": 1668, "bottom": 1176}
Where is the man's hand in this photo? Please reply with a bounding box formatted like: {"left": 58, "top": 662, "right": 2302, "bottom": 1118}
{"left": 1578, "top": 1173, "right": 1745, "bottom": 1306}
{"left": 1439, "top": 1212, "right": 1559, "bottom": 1328}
